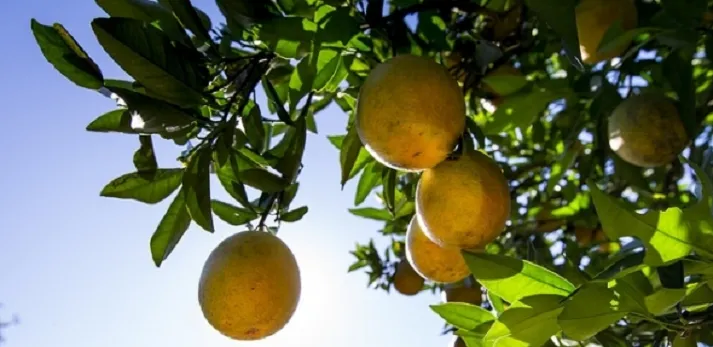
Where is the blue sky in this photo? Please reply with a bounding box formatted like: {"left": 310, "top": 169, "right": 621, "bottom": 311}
{"left": 0, "top": 1, "right": 454, "bottom": 346}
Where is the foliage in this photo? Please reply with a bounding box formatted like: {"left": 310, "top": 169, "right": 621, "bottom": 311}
{"left": 30, "top": 0, "right": 713, "bottom": 345}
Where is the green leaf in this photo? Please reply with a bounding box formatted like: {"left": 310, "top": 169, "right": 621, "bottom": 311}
{"left": 164, "top": 0, "right": 214, "bottom": 44}
{"left": 673, "top": 334, "right": 699, "bottom": 347}
{"left": 558, "top": 277, "right": 648, "bottom": 340}
{"left": 104, "top": 85, "right": 196, "bottom": 136}
{"left": 545, "top": 140, "right": 583, "bottom": 196}
{"left": 315, "top": 7, "right": 360, "bottom": 47}
{"left": 644, "top": 288, "right": 687, "bottom": 315}
{"left": 262, "top": 78, "right": 295, "bottom": 125}
{"left": 481, "top": 73, "right": 529, "bottom": 97}
{"left": 100, "top": 168, "right": 184, "bottom": 204}
{"left": 256, "top": 17, "right": 317, "bottom": 58}
{"left": 483, "top": 294, "right": 564, "bottom": 347}
{"left": 588, "top": 171, "right": 713, "bottom": 267}
{"left": 313, "top": 49, "right": 342, "bottom": 91}
{"left": 523, "top": 0, "right": 581, "bottom": 69}
{"left": 242, "top": 102, "right": 266, "bottom": 153}
{"left": 133, "top": 135, "right": 157, "bottom": 172}
{"left": 86, "top": 109, "right": 136, "bottom": 133}
{"left": 211, "top": 200, "right": 258, "bottom": 225}
{"left": 239, "top": 168, "right": 290, "bottom": 193}
{"left": 274, "top": 115, "right": 308, "bottom": 183}
{"left": 482, "top": 86, "right": 567, "bottom": 135}
{"left": 149, "top": 189, "right": 191, "bottom": 267}
{"left": 348, "top": 207, "right": 392, "bottom": 221}
{"left": 487, "top": 291, "right": 506, "bottom": 315}
{"left": 182, "top": 148, "right": 214, "bottom": 232}
{"left": 661, "top": 0, "right": 707, "bottom": 26}
{"left": 354, "top": 161, "right": 382, "bottom": 206}
{"left": 94, "top": 0, "right": 189, "bottom": 44}
{"left": 430, "top": 303, "right": 495, "bottom": 330}
{"left": 30, "top": 19, "right": 103, "bottom": 89}
{"left": 216, "top": 157, "right": 254, "bottom": 211}
{"left": 597, "top": 26, "right": 657, "bottom": 57}
{"left": 462, "top": 251, "right": 575, "bottom": 303}
{"left": 339, "top": 123, "right": 364, "bottom": 187}
{"left": 281, "top": 206, "right": 308, "bottom": 222}
{"left": 216, "top": 0, "right": 278, "bottom": 30}
{"left": 91, "top": 17, "right": 208, "bottom": 107}
{"left": 663, "top": 48, "right": 697, "bottom": 138}
{"left": 382, "top": 167, "right": 397, "bottom": 216}
{"left": 288, "top": 54, "right": 317, "bottom": 111}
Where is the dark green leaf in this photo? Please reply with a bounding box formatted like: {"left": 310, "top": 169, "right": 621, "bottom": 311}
{"left": 281, "top": 206, "right": 308, "bottom": 222}
{"left": 243, "top": 102, "right": 266, "bottom": 153}
{"left": 211, "top": 200, "right": 258, "bottom": 225}
{"left": 262, "top": 78, "right": 294, "bottom": 125}
{"left": 462, "top": 251, "right": 576, "bottom": 303}
{"left": 165, "top": 0, "right": 214, "bottom": 44}
{"left": 105, "top": 85, "right": 196, "bottom": 137}
{"left": 133, "top": 135, "right": 157, "bottom": 172}
{"left": 182, "top": 148, "right": 214, "bottom": 232}
{"left": 94, "top": 0, "right": 189, "bottom": 44}
{"left": 483, "top": 294, "right": 564, "bottom": 347}
{"left": 524, "top": 0, "right": 582, "bottom": 69}
{"left": 339, "top": 123, "right": 364, "bottom": 187}
{"left": 279, "top": 183, "right": 300, "bottom": 210}
{"left": 216, "top": 154, "right": 254, "bottom": 210}
{"left": 348, "top": 207, "right": 392, "bottom": 221}
{"left": 100, "top": 168, "right": 184, "bottom": 204}
{"left": 382, "top": 167, "right": 396, "bottom": 216}
{"left": 86, "top": 109, "right": 136, "bottom": 133}
{"left": 30, "top": 19, "right": 103, "bottom": 89}
{"left": 657, "top": 260, "right": 684, "bottom": 289}
{"left": 661, "top": 0, "right": 707, "bottom": 26}
{"left": 217, "top": 0, "right": 279, "bottom": 30}
{"left": 430, "top": 303, "right": 495, "bottom": 330}
{"left": 274, "top": 115, "right": 308, "bottom": 183}
{"left": 91, "top": 17, "right": 208, "bottom": 107}
{"left": 239, "top": 168, "right": 290, "bottom": 193}
{"left": 663, "top": 48, "right": 698, "bottom": 138}
{"left": 150, "top": 188, "right": 191, "bottom": 266}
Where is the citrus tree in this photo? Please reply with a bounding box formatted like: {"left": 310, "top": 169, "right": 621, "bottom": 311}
{"left": 29, "top": 0, "right": 713, "bottom": 345}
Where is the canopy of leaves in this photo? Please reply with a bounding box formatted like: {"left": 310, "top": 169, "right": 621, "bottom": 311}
{"left": 30, "top": 0, "right": 713, "bottom": 345}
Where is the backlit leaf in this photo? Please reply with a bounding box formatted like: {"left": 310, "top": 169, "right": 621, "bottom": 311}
{"left": 588, "top": 163, "right": 713, "bottom": 267}
{"left": 133, "top": 135, "right": 157, "bottom": 172}
{"left": 211, "top": 200, "right": 258, "bottom": 226}
{"left": 182, "top": 148, "right": 214, "bottom": 232}
{"left": 91, "top": 17, "right": 208, "bottom": 107}
{"left": 100, "top": 168, "right": 184, "bottom": 204}
{"left": 430, "top": 303, "right": 495, "bottom": 331}
{"left": 483, "top": 294, "right": 564, "bottom": 347}
{"left": 30, "top": 19, "right": 103, "bottom": 89}
{"left": 462, "top": 251, "right": 575, "bottom": 303}
{"left": 150, "top": 188, "right": 191, "bottom": 266}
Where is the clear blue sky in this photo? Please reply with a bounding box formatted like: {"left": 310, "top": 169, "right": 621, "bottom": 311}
{"left": 0, "top": 1, "right": 454, "bottom": 346}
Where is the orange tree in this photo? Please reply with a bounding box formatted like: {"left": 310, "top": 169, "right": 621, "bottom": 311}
{"left": 30, "top": 0, "right": 713, "bottom": 345}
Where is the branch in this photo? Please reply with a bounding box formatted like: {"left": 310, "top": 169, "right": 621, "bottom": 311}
{"left": 382, "top": 0, "right": 497, "bottom": 23}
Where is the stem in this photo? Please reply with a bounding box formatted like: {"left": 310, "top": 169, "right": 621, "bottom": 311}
{"left": 258, "top": 194, "right": 278, "bottom": 229}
